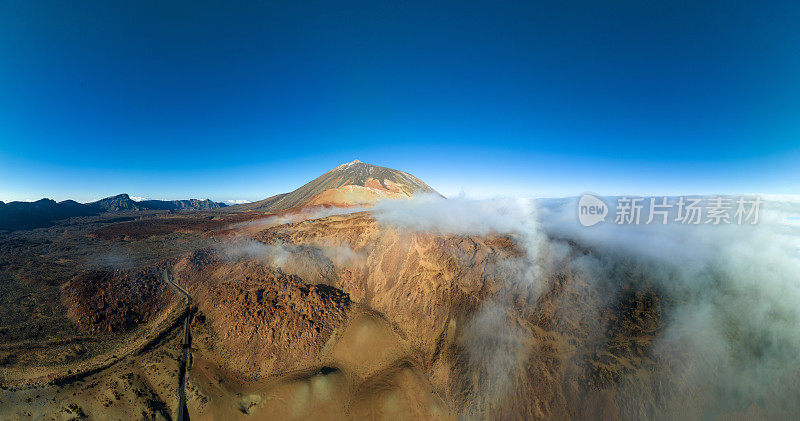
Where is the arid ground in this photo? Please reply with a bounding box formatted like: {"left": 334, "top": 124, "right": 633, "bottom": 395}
{"left": 2, "top": 162, "right": 798, "bottom": 420}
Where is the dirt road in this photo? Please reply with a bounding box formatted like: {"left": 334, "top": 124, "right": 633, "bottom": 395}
{"left": 164, "top": 271, "right": 192, "bottom": 421}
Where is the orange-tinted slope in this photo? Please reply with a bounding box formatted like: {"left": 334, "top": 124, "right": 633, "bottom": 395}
{"left": 231, "top": 160, "right": 440, "bottom": 212}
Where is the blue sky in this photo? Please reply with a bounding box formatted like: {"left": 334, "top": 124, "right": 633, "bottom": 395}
{"left": 1, "top": 1, "right": 799, "bottom": 203}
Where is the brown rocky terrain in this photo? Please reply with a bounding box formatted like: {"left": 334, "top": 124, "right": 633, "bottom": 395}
{"left": 254, "top": 213, "right": 519, "bottom": 361}
{"left": 145, "top": 210, "right": 666, "bottom": 419}
{"left": 88, "top": 212, "right": 254, "bottom": 240}
{"left": 174, "top": 248, "right": 353, "bottom": 378}
{"left": 282, "top": 216, "right": 666, "bottom": 418}
{"left": 1, "top": 205, "right": 668, "bottom": 419}
{"left": 62, "top": 267, "right": 176, "bottom": 334}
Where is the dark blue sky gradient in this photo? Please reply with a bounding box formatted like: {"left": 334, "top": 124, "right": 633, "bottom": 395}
{"left": 1, "top": 1, "right": 799, "bottom": 202}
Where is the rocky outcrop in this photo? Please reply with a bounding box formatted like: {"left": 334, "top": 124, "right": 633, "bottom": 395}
{"left": 90, "top": 194, "right": 141, "bottom": 211}
{"left": 62, "top": 267, "right": 175, "bottom": 334}
{"left": 90, "top": 194, "right": 226, "bottom": 212}
{"left": 173, "top": 249, "right": 352, "bottom": 379}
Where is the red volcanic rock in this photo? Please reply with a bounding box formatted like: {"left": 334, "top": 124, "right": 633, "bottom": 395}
{"left": 174, "top": 249, "right": 352, "bottom": 378}
{"left": 62, "top": 267, "right": 175, "bottom": 334}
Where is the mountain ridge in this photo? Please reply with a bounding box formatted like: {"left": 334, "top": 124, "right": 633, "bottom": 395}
{"left": 91, "top": 194, "right": 225, "bottom": 212}
{"left": 0, "top": 194, "right": 227, "bottom": 231}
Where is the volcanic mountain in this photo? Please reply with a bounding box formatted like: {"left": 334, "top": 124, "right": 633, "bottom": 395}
{"left": 232, "top": 159, "right": 440, "bottom": 212}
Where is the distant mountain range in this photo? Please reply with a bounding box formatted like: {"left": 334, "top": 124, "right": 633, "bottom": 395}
{"left": 0, "top": 194, "right": 226, "bottom": 231}
{"left": 232, "top": 159, "right": 439, "bottom": 212}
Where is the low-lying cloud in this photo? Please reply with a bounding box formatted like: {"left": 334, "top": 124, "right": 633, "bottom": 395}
{"left": 217, "top": 239, "right": 364, "bottom": 282}
{"left": 374, "top": 193, "right": 536, "bottom": 237}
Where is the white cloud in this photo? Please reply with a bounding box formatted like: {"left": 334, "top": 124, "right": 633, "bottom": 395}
{"left": 373, "top": 193, "right": 538, "bottom": 237}
{"left": 130, "top": 196, "right": 148, "bottom": 202}
{"left": 536, "top": 195, "right": 800, "bottom": 415}
{"left": 226, "top": 199, "right": 251, "bottom": 204}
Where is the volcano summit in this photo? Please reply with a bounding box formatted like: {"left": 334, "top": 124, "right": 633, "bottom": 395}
{"left": 233, "top": 159, "right": 440, "bottom": 212}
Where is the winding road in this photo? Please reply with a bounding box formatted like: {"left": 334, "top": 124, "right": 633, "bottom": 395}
{"left": 164, "top": 271, "right": 192, "bottom": 421}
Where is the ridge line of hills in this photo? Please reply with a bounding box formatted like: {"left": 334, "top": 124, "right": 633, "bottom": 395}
{"left": 0, "top": 194, "right": 226, "bottom": 231}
